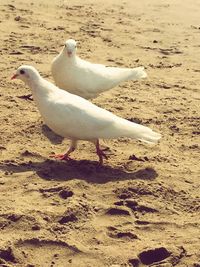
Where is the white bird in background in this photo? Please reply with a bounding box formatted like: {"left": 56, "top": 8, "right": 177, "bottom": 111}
{"left": 51, "top": 39, "right": 147, "bottom": 99}
{"left": 11, "top": 65, "right": 160, "bottom": 164}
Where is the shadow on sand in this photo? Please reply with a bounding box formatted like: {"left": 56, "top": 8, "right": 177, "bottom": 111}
{"left": 1, "top": 158, "right": 158, "bottom": 184}
{"left": 41, "top": 124, "right": 64, "bottom": 145}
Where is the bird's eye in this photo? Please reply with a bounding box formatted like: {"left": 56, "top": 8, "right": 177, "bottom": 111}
{"left": 20, "top": 70, "right": 25, "bottom": 75}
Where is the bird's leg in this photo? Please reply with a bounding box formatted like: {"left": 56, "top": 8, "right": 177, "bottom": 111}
{"left": 94, "top": 139, "right": 108, "bottom": 165}
{"left": 50, "top": 140, "right": 77, "bottom": 161}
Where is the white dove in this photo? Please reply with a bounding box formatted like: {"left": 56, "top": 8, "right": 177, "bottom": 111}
{"left": 51, "top": 39, "right": 147, "bottom": 99}
{"left": 11, "top": 65, "right": 160, "bottom": 164}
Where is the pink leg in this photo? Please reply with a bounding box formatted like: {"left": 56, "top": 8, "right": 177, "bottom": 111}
{"left": 50, "top": 140, "right": 77, "bottom": 161}
{"left": 49, "top": 153, "right": 72, "bottom": 161}
{"left": 95, "top": 139, "right": 108, "bottom": 165}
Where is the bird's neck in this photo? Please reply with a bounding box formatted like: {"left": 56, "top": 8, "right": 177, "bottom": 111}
{"left": 26, "top": 76, "right": 52, "bottom": 100}
{"left": 61, "top": 51, "right": 77, "bottom": 63}
{"left": 25, "top": 75, "right": 42, "bottom": 91}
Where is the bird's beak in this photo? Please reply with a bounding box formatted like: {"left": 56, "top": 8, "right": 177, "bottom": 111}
{"left": 67, "top": 51, "right": 72, "bottom": 57}
{"left": 11, "top": 73, "right": 18, "bottom": 80}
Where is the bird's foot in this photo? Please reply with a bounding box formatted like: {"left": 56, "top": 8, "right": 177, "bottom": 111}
{"left": 49, "top": 153, "right": 72, "bottom": 161}
{"left": 97, "top": 149, "right": 109, "bottom": 165}
{"left": 101, "top": 146, "right": 110, "bottom": 152}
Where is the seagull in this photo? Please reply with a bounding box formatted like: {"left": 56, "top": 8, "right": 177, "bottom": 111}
{"left": 51, "top": 39, "right": 147, "bottom": 99}
{"left": 11, "top": 65, "right": 160, "bottom": 164}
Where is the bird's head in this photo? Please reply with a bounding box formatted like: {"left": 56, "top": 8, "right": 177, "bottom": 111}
{"left": 11, "top": 65, "right": 40, "bottom": 84}
{"left": 63, "top": 39, "right": 77, "bottom": 57}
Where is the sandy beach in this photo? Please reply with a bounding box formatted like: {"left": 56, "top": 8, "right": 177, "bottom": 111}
{"left": 0, "top": 0, "right": 199, "bottom": 266}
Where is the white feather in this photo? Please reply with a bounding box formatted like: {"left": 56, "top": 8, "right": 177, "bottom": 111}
{"left": 51, "top": 39, "right": 147, "bottom": 99}
{"left": 14, "top": 66, "right": 160, "bottom": 148}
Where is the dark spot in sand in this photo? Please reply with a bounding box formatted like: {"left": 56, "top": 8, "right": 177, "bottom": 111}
{"left": 58, "top": 214, "right": 78, "bottom": 224}
{"left": 138, "top": 247, "right": 171, "bottom": 265}
{"left": 106, "top": 207, "right": 130, "bottom": 216}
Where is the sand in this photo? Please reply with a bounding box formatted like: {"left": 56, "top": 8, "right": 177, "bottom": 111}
{"left": 0, "top": 0, "right": 199, "bottom": 266}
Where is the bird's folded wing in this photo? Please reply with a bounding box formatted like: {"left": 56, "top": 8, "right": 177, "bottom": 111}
{"left": 47, "top": 93, "right": 117, "bottom": 139}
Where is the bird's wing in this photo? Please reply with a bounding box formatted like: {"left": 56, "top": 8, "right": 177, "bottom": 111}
{"left": 46, "top": 89, "right": 118, "bottom": 140}
{"left": 37, "top": 84, "right": 160, "bottom": 143}
{"left": 70, "top": 60, "right": 122, "bottom": 95}
{"left": 77, "top": 59, "right": 145, "bottom": 93}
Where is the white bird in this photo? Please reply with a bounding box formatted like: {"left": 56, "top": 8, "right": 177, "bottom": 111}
{"left": 11, "top": 65, "right": 160, "bottom": 164}
{"left": 51, "top": 39, "right": 147, "bottom": 99}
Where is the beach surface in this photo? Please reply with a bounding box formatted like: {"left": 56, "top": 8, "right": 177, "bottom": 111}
{"left": 0, "top": 0, "right": 199, "bottom": 266}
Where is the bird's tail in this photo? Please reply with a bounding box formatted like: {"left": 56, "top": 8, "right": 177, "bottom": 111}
{"left": 128, "top": 126, "right": 161, "bottom": 144}
{"left": 136, "top": 128, "right": 161, "bottom": 144}
{"left": 129, "top": 66, "right": 147, "bottom": 80}
{"left": 113, "top": 117, "right": 161, "bottom": 144}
